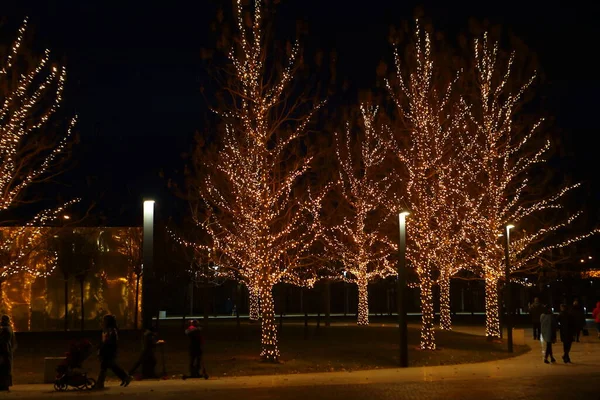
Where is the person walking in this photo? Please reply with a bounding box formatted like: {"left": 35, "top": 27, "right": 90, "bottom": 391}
{"left": 185, "top": 320, "right": 208, "bottom": 379}
{"left": 529, "top": 298, "right": 545, "bottom": 340}
{"left": 96, "top": 315, "right": 131, "bottom": 389}
{"left": 128, "top": 326, "right": 158, "bottom": 379}
{"left": 0, "top": 315, "right": 17, "bottom": 391}
{"left": 592, "top": 301, "right": 600, "bottom": 339}
{"left": 570, "top": 300, "right": 586, "bottom": 342}
{"left": 540, "top": 306, "right": 557, "bottom": 364}
{"left": 557, "top": 304, "right": 575, "bottom": 363}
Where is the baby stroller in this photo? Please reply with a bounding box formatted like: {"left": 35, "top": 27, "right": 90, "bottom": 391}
{"left": 54, "top": 339, "right": 96, "bottom": 391}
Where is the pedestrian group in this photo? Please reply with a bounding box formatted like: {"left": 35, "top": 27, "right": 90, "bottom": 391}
{"left": 529, "top": 298, "right": 600, "bottom": 364}
{"left": 0, "top": 314, "right": 208, "bottom": 391}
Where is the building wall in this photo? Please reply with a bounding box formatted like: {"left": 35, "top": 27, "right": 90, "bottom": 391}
{"left": 0, "top": 227, "right": 142, "bottom": 332}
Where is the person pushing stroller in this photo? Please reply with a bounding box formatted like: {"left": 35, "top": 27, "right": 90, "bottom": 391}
{"left": 54, "top": 340, "right": 95, "bottom": 391}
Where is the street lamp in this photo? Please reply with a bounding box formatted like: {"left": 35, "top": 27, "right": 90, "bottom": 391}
{"left": 504, "top": 224, "right": 514, "bottom": 353}
{"left": 398, "top": 211, "right": 410, "bottom": 367}
{"left": 142, "top": 200, "right": 155, "bottom": 330}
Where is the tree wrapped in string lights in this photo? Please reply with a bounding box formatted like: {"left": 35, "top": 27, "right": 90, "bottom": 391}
{"left": 0, "top": 18, "right": 77, "bottom": 303}
{"left": 386, "top": 21, "right": 467, "bottom": 349}
{"left": 188, "top": 0, "right": 324, "bottom": 361}
{"left": 325, "top": 105, "right": 395, "bottom": 326}
{"left": 463, "top": 32, "right": 598, "bottom": 338}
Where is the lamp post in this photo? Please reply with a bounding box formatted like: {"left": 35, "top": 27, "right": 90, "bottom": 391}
{"left": 504, "top": 224, "right": 514, "bottom": 353}
{"left": 142, "top": 200, "right": 155, "bottom": 330}
{"left": 398, "top": 211, "right": 410, "bottom": 367}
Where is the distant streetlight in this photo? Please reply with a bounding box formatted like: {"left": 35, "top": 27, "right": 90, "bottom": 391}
{"left": 398, "top": 211, "right": 410, "bottom": 367}
{"left": 63, "top": 215, "right": 70, "bottom": 220}
{"left": 142, "top": 200, "right": 155, "bottom": 330}
{"left": 504, "top": 224, "right": 514, "bottom": 353}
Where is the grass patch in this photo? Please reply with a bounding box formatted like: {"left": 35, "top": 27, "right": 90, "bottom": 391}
{"left": 12, "top": 320, "right": 528, "bottom": 384}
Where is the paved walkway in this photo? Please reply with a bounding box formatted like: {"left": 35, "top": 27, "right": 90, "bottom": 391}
{"left": 5, "top": 325, "right": 600, "bottom": 398}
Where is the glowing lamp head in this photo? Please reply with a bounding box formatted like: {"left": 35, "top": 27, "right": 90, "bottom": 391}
{"left": 143, "top": 200, "right": 155, "bottom": 215}
{"left": 62, "top": 215, "right": 70, "bottom": 220}
{"left": 506, "top": 224, "right": 515, "bottom": 230}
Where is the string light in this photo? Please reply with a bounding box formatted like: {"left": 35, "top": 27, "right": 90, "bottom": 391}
{"left": 186, "top": 0, "right": 324, "bottom": 361}
{"left": 462, "top": 32, "right": 599, "bottom": 338}
{"left": 324, "top": 105, "right": 396, "bottom": 326}
{"left": 386, "top": 21, "right": 469, "bottom": 349}
{"left": 0, "top": 19, "right": 78, "bottom": 308}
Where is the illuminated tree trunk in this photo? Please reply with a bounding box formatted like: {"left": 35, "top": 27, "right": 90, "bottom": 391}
{"left": 419, "top": 271, "right": 436, "bottom": 350}
{"left": 357, "top": 278, "right": 369, "bottom": 326}
{"left": 249, "top": 286, "right": 260, "bottom": 321}
{"left": 485, "top": 275, "right": 501, "bottom": 338}
{"left": 259, "top": 287, "right": 279, "bottom": 362}
{"left": 439, "top": 276, "right": 452, "bottom": 330}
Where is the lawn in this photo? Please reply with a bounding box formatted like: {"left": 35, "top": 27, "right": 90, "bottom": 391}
{"left": 12, "top": 319, "right": 529, "bottom": 384}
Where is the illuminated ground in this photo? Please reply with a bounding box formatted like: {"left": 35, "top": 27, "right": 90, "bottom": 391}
{"left": 13, "top": 319, "right": 529, "bottom": 384}
{"left": 7, "top": 325, "right": 600, "bottom": 399}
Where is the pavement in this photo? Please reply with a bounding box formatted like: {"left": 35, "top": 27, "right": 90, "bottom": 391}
{"left": 3, "top": 325, "right": 600, "bottom": 399}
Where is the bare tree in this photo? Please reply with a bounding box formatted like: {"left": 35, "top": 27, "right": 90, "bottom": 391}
{"left": 0, "top": 18, "right": 78, "bottom": 306}
{"left": 186, "top": 0, "right": 326, "bottom": 361}
{"left": 386, "top": 20, "right": 467, "bottom": 349}
{"left": 324, "top": 104, "right": 395, "bottom": 326}
{"left": 463, "top": 32, "right": 598, "bottom": 338}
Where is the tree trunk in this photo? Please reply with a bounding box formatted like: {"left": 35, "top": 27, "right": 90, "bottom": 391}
{"left": 235, "top": 284, "right": 241, "bottom": 339}
{"left": 259, "top": 286, "right": 279, "bottom": 362}
{"left": 278, "top": 285, "right": 284, "bottom": 331}
{"left": 249, "top": 285, "right": 260, "bottom": 321}
{"left": 357, "top": 278, "right": 369, "bottom": 326}
{"left": 419, "top": 271, "right": 436, "bottom": 349}
{"left": 64, "top": 276, "right": 69, "bottom": 332}
{"left": 324, "top": 280, "right": 331, "bottom": 327}
{"left": 439, "top": 275, "right": 452, "bottom": 330}
{"left": 485, "top": 276, "right": 501, "bottom": 338}
{"left": 0, "top": 281, "right": 6, "bottom": 316}
{"left": 189, "top": 281, "right": 194, "bottom": 316}
{"left": 134, "top": 274, "right": 141, "bottom": 330}
{"left": 344, "top": 283, "right": 348, "bottom": 316}
{"left": 203, "top": 285, "right": 209, "bottom": 324}
{"left": 303, "top": 287, "right": 308, "bottom": 340}
{"left": 79, "top": 278, "right": 85, "bottom": 331}
{"left": 182, "top": 282, "right": 188, "bottom": 330}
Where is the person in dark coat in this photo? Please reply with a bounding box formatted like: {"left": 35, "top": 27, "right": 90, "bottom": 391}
{"left": 570, "top": 300, "right": 586, "bottom": 342}
{"left": 558, "top": 304, "right": 576, "bottom": 363}
{"left": 529, "top": 298, "right": 545, "bottom": 340}
{"left": 96, "top": 315, "right": 131, "bottom": 389}
{"left": 0, "top": 315, "right": 16, "bottom": 391}
{"left": 540, "top": 306, "right": 557, "bottom": 364}
{"left": 185, "top": 320, "right": 208, "bottom": 379}
{"left": 128, "top": 326, "right": 158, "bottom": 379}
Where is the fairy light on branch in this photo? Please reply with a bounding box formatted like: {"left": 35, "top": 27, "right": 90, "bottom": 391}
{"left": 463, "top": 32, "right": 599, "bottom": 338}
{"left": 188, "top": 0, "right": 325, "bottom": 361}
{"left": 324, "top": 104, "right": 396, "bottom": 326}
{"left": 0, "top": 20, "right": 78, "bottom": 302}
{"left": 386, "top": 21, "right": 469, "bottom": 349}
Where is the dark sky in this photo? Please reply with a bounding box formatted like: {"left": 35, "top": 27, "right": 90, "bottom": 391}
{"left": 4, "top": 1, "right": 600, "bottom": 242}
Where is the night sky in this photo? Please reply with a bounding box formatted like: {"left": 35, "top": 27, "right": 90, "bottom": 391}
{"left": 4, "top": 1, "right": 600, "bottom": 250}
